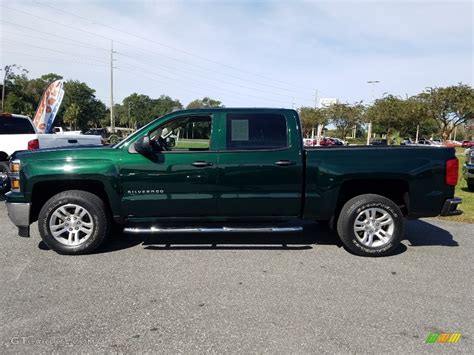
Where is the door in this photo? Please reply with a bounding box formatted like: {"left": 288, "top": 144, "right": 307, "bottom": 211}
{"left": 120, "top": 113, "right": 219, "bottom": 218}
{"left": 216, "top": 110, "right": 304, "bottom": 217}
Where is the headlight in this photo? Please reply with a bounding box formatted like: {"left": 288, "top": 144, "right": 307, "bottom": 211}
{"left": 9, "top": 160, "right": 21, "bottom": 192}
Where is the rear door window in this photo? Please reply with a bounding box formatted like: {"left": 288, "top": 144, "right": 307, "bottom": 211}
{"left": 225, "top": 113, "right": 287, "bottom": 150}
{"left": 0, "top": 117, "right": 35, "bottom": 134}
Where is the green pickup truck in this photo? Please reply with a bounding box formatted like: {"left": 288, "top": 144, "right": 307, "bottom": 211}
{"left": 5, "top": 108, "right": 462, "bottom": 256}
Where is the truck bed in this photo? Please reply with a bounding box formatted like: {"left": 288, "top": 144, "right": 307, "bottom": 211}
{"left": 303, "top": 145, "right": 457, "bottom": 220}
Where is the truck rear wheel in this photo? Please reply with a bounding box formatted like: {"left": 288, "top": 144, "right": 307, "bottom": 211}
{"left": 336, "top": 194, "right": 404, "bottom": 257}
{"left": 38, "top": 190, "right": 110, "bottom": 255}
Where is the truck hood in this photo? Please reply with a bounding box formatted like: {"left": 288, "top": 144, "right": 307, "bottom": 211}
{"left": 11, "top": 146, "right": 119, "bottom": 163}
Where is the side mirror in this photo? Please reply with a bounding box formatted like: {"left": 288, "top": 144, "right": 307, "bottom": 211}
{"left": 134, "top": 135, "right": 153, "bottom": 156}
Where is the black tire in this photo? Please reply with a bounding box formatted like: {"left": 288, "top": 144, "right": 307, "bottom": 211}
{"left": 336, "top": 194, "right": 404, "bottom": 257}
{"left": 0, "top": 161, "right": 10, "bottom": 194}
{"left": 468, "top": 182, "right": 474, "bottom": 192}
{"left": 38, "top": 190, "right": 110, "bottom": 255}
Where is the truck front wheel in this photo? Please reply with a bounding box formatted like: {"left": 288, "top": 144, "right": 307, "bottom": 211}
{"left": 336, "top": 194, "right": 404, "bottom": 257}
{"left": 0, "top": 162, "right": 10, "bottom": 194}
{"left": 38, "top": 190, "right": 110, "bottom": 255}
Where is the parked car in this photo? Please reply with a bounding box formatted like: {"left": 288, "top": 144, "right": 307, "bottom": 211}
{"left": 52, "top": 127, "right": 82, "bottom": 135}
{"left": 0, "top": 113, "right": 103, "bottom": 193}
{"left": 417, "top": 138, "right": 431, "bottom": 145}
{"left": 446, "top": 140, "right": 463, "bottom": 147}
{"left": 329, "top": 137, "right": 344, "bottom": 145}
{"left": 85, "top": 128, "right": 108, "bottom": 138}
{"left": 415, "top": 139, "right": 442, "bottom": 147}
{"left": 370, "top": 139, "right": 388, "bottom": 146}
{"left": 5, "top": 108, "right": 462, "bottom": 257}
{"left": 319, "top": 137, "right": 337, "bottom": 146}
{"left": 462, "top": 140, "right": 474, "bottom": 148}
{"left": 463, "top": 148, "right": 474, "bottom": 191}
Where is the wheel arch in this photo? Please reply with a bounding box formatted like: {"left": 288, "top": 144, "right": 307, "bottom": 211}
{"left": 336, "top": 178, "right": 410, "bottom": 217}
{"left": 30, "top": 180, "right": 116, "bottom": 223}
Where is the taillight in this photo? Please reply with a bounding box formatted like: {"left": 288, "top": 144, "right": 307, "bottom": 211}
{"left": 28, "top": 139, "right": 40, "bottom": 150}
{"left": 446, "top": 158, "right": 459, "bottom": 186}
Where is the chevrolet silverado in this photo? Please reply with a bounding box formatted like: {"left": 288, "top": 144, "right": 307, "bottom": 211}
{"left": 5, "top": 108, "right": 462, "bottom": 256}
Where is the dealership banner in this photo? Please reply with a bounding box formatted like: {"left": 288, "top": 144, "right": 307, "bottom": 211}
{"left": 33, "top": 79, "right": 65, "bottom": 133}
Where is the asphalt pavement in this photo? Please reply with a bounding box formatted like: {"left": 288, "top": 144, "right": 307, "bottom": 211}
{"left": 0, "top": 200, "right": 473, "bottom": 353}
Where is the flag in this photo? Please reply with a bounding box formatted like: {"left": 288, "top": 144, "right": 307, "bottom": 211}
{"left": 33, "top": 80, "right": 65, "bottom": 133}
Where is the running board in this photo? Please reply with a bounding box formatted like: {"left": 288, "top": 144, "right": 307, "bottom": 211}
{"left": 124, "top": 226, "right": 303, "bottom": 234}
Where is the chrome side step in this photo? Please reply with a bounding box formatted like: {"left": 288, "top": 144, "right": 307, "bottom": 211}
{"left": 124, "top": 226, "right": 303, "bottom": 234}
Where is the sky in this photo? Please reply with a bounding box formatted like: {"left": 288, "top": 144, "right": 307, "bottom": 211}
{"left": 0, "top": 0, "right": 473, "bottom": 109}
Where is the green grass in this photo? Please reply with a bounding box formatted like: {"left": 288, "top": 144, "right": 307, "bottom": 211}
{"left": 175, "top": 139, "right": 209, "bottom": 149}
{"left": 437, "top": 147, "right": 474, "bottom": 224}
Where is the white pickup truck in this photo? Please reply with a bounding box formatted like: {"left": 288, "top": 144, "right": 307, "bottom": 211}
{"left": 0, "top": 113, "right": 103, "bottom": 192}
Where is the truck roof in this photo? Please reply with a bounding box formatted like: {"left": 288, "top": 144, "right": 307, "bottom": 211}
{"left": 0, "top": 113, "right": 31, "bottom": 120}
{"left": 171, "top": 108, "right": 296, "bottom": 114}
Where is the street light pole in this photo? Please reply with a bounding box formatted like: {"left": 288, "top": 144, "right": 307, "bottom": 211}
{"left": 366, "top": 80, "right": 380, "bottom": 145}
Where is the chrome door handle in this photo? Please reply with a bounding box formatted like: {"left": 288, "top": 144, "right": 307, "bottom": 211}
{"left": 192, "top": 161, "right": 213, "bottom": 167}
{"left": 274, "top": 160, "right": 295, "bottom": 166}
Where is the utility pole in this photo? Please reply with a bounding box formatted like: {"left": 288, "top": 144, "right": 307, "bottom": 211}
{"left": 110, "top": 40, "right": 115, "bottom": 133}
{"left": 1, "top": 69, "right": 4, "bottom": 112}
{"left": 1, "top": 66, "right": 10, "bottom": 112}
{"left": 366, "top": 80, "right": 380, "bottom": 145}
{"left": 315, "top": 90, "right": 323, "bottom": 146}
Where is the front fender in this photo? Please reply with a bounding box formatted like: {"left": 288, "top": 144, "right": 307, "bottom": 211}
{"left": 18, "top": 158, "right": 122, "bottom": 216}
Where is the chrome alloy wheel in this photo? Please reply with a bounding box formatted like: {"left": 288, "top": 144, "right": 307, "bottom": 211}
{"left": 49, "top": 204, "right": 94, "bottom": 246}
{"left": 0, "top": 171, "right": 8, "bottom": 192}
{"left": 353, "top": 207, "right": 394, "bottom": 248}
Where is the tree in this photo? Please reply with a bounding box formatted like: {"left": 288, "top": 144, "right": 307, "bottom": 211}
{"left": 417, "top": 84, "right": 474, "bottom": 142}
{"left": 299, "top": 107, "right": 327, "bottom": 137}
{"left": 121, "top": 93, "right": 153, "bottom": 128}
{"left": 62, "top": 80, "right": 105, "bottom": 131}
{"left": 63, "top": 103, "right": 80, "bottom": 130}
{"left": 151, "top": 95, "right": 183, "bottom": 117}
{"left": 326, "top": 103, "right": 364, "bottom": 139}
{"left": 186, "top": 97, "right": 222, "bottom": 109}
{"left": 1, "top": 64, "right": 28, "bottom": 111}
{"left": 365, "top": 95, "right": 405, "bottom": 139}
{"left": 116, "top": 93, "right": 183, "bottom": 129}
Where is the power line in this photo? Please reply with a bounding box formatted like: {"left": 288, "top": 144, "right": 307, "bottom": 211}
{"left": 116, "top": 64, "right": 286, "bottom": 104}
{"left": 33, "top": 0, "right": 313, "bottom": 92}
{"left": 0, "top": 19, "right": 109, "bottom": 52}
{"left": 1, "top": 3, "right": 325, "bottom": 106}
{"left": 11, "top": 1, "right": 321, "bottom": 97}
{"left": 117, "top": 53, "right": 294, "bottom": 100}
{"left": 1, "top": 50, "right": 109, "bottom": 67}
{"left": 2, "top": 37, "right": 288, "bottom": 104}
{"left": 0, "top": 39, "right": 108, "bottom": 64}
{"left": 0, "top": 4, "right": 112, "bottom": 40}
{"left": 2, "top": 3, "right": 327, "bottom": 101}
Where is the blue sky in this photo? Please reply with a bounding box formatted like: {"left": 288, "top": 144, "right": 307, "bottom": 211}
{"left": 0, "top": 0, "right": 472, "bottom": 108}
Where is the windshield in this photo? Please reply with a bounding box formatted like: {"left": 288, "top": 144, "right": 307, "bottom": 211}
{"left": 113, "top": 115, "right": 164, "bottom": 149}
